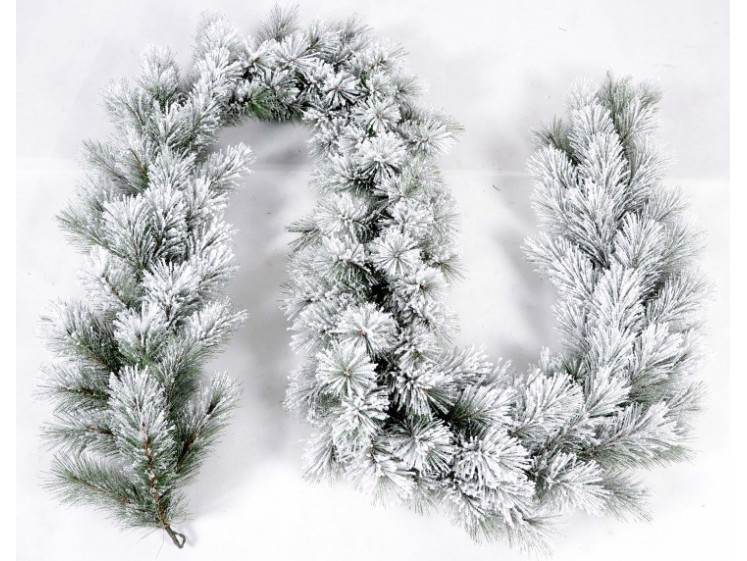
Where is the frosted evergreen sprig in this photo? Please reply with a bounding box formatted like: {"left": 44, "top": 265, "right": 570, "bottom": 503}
{"left": 40, "top": 8, "right": 707, "bottom": 551}
{"left": 41, "top": 20, "right": 250, "bottom": 548}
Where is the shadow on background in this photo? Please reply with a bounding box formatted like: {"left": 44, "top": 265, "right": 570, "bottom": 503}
{"left": 182, "top": 119, "right": 314, "bottom": 535}
{"left": 489, "top": 174, "right": 559, "bottom": 370}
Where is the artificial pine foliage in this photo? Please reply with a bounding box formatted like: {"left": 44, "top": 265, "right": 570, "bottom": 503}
{"left": 41, "top": 8, "right": 706, "bottom": 551}
{"left": 41, "top": 23, "right": 250, "bottom": 548}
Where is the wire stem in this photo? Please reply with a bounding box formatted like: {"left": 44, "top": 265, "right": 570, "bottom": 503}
{"left": 165, "top": 525, "right": 186, "bottom": 548}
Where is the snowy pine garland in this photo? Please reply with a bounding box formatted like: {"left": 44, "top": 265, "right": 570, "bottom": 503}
{"left": 41, "top": 8, "right": 706, "bottom": 551}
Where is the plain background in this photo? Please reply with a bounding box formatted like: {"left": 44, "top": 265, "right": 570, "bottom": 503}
{"left": 17, "top": 1, "right": 729, "bottom": 559}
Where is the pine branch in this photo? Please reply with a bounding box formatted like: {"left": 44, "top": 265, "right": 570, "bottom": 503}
{"left": 42, "top": 18, "right": 248, "bottom": 546}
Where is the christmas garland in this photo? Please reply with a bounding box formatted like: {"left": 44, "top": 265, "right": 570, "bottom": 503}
{"left": 41, "top": 8, "right": 706, "bottom": 552}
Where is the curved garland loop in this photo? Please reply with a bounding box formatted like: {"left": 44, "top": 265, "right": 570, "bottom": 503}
{"left": 42, "top": 8, "right": 706, "bottom": 551}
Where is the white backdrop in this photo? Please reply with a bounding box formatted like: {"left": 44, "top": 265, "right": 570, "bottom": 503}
{"left": 16, "top": 1, "right": 730, "bottom": 559}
